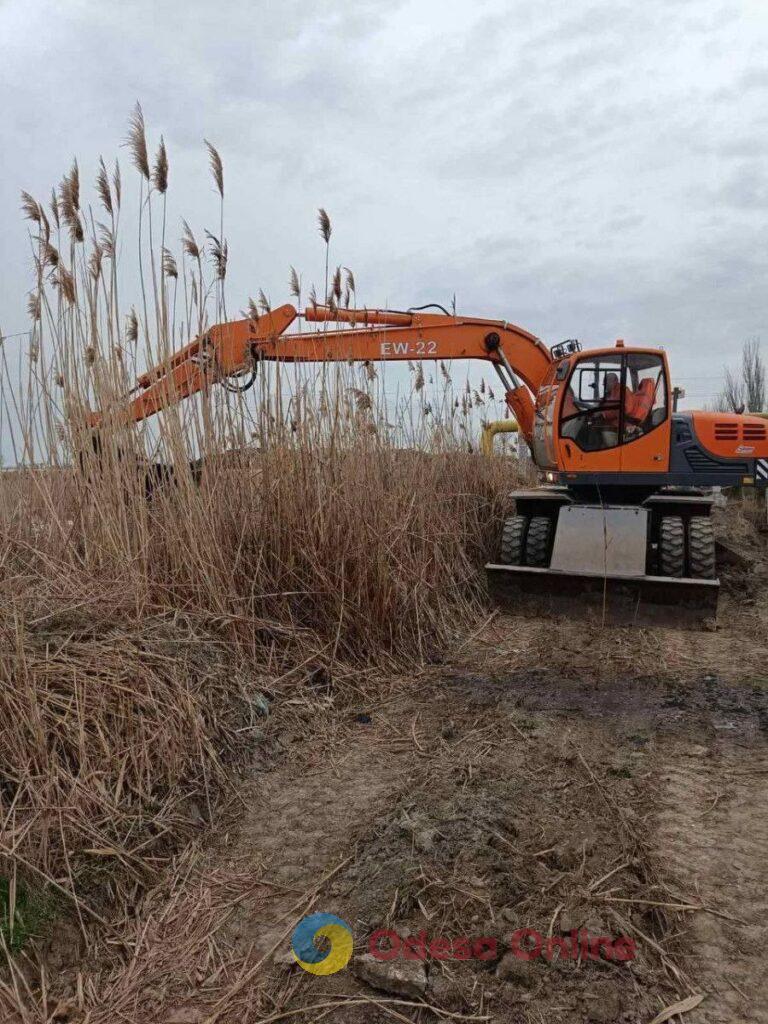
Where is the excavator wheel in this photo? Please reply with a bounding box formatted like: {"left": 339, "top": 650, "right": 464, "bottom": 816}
{"left": 499, "top": 514, "right": 527, "bottom": 565}
{"left": 659, "top": 516, "right": 685, "bottom": 578}
{"left": 525, "top": 515, "right": 553, "bottom": 568}
{"left": 688, "top": 516, "right": 716, "bottom": 579}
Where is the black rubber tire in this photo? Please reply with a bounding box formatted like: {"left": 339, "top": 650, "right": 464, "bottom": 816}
{"left": 499, "top": 515, "right": 527, "bottom": 565}
{"left": 525, "top": 515, "right": 553, "bottom": 568}
{"left": 659, "top": 516, "right": 685, "bottom": 578}
{"left": 688, "top": 516, "right": 716, "bottom": 579}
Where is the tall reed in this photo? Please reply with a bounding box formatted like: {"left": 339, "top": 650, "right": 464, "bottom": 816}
{"left": 0, "top": 108, "right": 525, "bottom": 936}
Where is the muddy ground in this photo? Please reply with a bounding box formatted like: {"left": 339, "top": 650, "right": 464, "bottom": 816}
{"left": 6, "top": 500, "right": 768, "bottom": 1024}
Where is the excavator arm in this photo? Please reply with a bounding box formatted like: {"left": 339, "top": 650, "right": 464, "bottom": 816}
{"left": 90, "top": 304, "right": 552, "bottom": 444}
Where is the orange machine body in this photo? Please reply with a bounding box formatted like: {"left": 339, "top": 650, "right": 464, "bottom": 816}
{"left": 523, "top": 343, "right": 768, "bottom": 489}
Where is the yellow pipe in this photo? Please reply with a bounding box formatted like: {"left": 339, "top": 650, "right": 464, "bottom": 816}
{"left": 481, "top": 419, "right": 518, "bottom": 456}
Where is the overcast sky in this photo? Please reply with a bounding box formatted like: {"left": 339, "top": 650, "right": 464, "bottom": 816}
{"left": 2, "top": 0, "right": 768, "bottom": 408}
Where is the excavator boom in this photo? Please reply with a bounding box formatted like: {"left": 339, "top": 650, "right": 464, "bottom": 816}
{"left": 90, "top": 304, "right": 552, "bottom": 445}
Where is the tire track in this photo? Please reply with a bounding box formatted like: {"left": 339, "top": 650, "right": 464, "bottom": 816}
{"left": 653, "top": 743, "right": 768, "bottom": 1022}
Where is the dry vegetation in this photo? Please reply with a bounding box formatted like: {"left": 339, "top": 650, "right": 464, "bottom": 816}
{"left": 0, "top": 105, "right": 523, "bottom": 989}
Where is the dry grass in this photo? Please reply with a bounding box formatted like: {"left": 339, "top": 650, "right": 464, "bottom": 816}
{"left": 0, "top": 446, "right": 518, "bottom": 923}
{"left": 0, "top": 105, "right": 526, "bottom": 985}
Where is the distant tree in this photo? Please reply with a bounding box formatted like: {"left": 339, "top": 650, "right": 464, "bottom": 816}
{"left": 715, "top": 367, "right": 745, "bottom": 413}
{"left": 742, "top": 338, "right": 766, "bottom": 412}
{"left": 715, "top": 339, "right": 765, "bottom": 413}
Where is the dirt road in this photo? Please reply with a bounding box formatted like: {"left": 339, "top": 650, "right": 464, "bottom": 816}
{"left": 42, "top": 621, "right": 763, "bottom": 1024}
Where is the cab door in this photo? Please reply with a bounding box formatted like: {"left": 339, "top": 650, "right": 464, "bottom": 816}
{"left": 556, "top": 350, "right": 671, "bottom": 476}
{"left": 556, "top": 352, "right": 626, "bottom": 475}
{"left": 618, "top": 352, "right": 670, "bottom": 474}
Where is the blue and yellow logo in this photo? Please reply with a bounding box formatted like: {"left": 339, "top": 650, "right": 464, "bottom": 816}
{"left": 291, "top": 913, "right": 353, "bottom": 975}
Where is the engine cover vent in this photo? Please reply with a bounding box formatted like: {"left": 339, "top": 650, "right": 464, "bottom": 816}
{"left": 714, "top": 422, "right": 739, "bottom": 440}
{"left": 743, "top": 424, "right": 767, "bottom": 440}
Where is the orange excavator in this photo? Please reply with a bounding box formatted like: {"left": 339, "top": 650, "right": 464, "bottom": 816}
{"left": 90, "top": 303, "right": 768, "bottom": 624}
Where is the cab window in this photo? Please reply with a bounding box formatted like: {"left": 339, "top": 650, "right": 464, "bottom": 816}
{"left": 559, "top": 352, "right": 668, "bottom": 452}
{"left": 622, "top": 353, "right": 667, "bottom": 442}
{"left": 532, "top": 367, "right": 559, "bottom": 468}
{"left": 560, "top": 355, "right": 623, "bottom": 451}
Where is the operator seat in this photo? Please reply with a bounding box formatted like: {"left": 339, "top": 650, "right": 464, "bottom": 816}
{"left": 625, "top": 378, "right": 656, "bottom": 427}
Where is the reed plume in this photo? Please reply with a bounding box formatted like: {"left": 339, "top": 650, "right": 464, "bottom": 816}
{"left": 205, "top": 231, "right": 228, "bottom": 280}
{"left": 289, "top": 266, "right": 301, "bottom": 302}
{"left": 97, "top": 223, "right": 114, "bottom": 259}
{"left": 68, "top": 159, "right": 80, "bottom": 212}
{"left": 153, "top": 137, "right": 169, "bottom": 194}
{"left": 43, "top": 242, "right": 59, "bottom": 269}
{"left": 181, "top": 220, "right": 200, "bottom": 259}
{"left": 54, "top": 265, "right": 76, "bottom": 303}
{"left": 112, "top": 159, "right": 122, "bottom": 208}
{"left": 126, "top": 102, "right": 150, "bottom": 180}
{"left": 88, "top": 245, "right": 103, "bottom": 282}
{"left": 205, "top": 140, "right": 224, "bottom": 198}
{"left": 162, "top": 248, "right": 178, "bottom": 279}
{"left": 96, "top": 157, "right": 113, "bottom": 214}
{"left": 126, "top": 306, "right": 139, "bottom": 342}
{"left": 20, "top": 191, "right": 41, "bottom": 224}
{"left": 49, "top": 188, "right": 60, "bottom": 228}
{"left": 317, "top": 207, "right": 332, "bottom": 244}
{"left": 58, "top": 171, "right": 83, "bottom": 243}
{"left": 332, "top": 265, "right": 342, "bottom": 303}
{"left": 318, "top": 208, "right": 331, "bottom": 311}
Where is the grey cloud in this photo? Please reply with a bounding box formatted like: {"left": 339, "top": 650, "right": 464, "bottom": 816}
{"left": 1, "top": 0, "right": 768, "bottom": 413}
{"left": 715, "top": 162, "right": 768, "bottom": 210}
{"left": 738, "top": 66, "right": 768, "bottom": 91}
{"left": 605, "top": 212, "right": 645, "bottom": 232}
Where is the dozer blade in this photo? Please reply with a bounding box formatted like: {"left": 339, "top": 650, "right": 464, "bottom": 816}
{"left": 485, "top": 563, "right": 719, "bottom": 628}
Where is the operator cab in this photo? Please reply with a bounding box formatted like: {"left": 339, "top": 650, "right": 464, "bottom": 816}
{"left": 560, "top": 350, "right": 667, "bottom": 452}
{"left": 533, "top": 344, "right": 669, "bottom": 474}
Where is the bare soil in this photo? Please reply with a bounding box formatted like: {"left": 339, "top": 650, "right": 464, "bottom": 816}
{"left": 5, "top": 501, "right": 768, "bottom": 1024}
